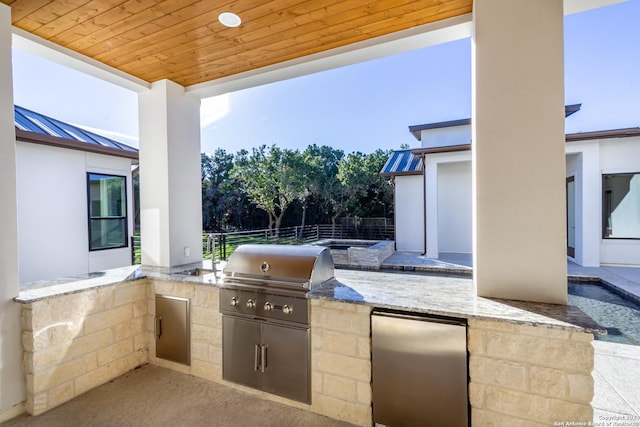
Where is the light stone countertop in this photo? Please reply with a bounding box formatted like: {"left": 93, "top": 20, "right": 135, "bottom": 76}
{"left": 14, "top": 262, "right": 218, "bottom": 304}
{"left": 313, "top": 268, "right": 605, "bottom": 333}
{"left": 15, "top": 263, "right": 603, "bottom": 333}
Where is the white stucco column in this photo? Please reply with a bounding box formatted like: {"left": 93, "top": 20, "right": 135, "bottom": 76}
{"left": 472, "top": 0, "right": 567, "bottom": 304}
{"left": 424, "top": 157, "right": 439, "bottom": 258}
{"left": 138, "top": 80, "right": 203, "bottom": 267}
{"left": 0, "top": 4, "right": 26, "bottom": 418}
{"left": 580, "top": 144, "right": 602, "bottom": 267}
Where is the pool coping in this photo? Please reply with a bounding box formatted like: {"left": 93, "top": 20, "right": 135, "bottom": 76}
{"left": 569, "top": 274, "right": 640, "bottom": 306}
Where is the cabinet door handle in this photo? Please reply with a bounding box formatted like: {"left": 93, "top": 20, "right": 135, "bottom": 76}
{"left": 155, "top": 316, "right": 162, "bottom": 339}
{"left": 254, "top": 344, "right": 261, "bottom": 371}
{"left": 261, "top": 345, "right": 267, "bottom": 373}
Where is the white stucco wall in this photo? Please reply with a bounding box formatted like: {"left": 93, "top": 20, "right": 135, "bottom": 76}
{"left": 599, "top": 136, "right": 640, "bottom": 265}
{"left": 438, "top": 161, "right": 472, "bottom": 253}
{"left": 566, "top": 136, "right": 640, "bottom": 267}
{"left": 394, "top": 175, "right": 424, "bottom": 252}
{"left": 414, "top": 132, "right": 640, "bottom": 267}
{"left": 421, "top": 124, "right": 472, "bottom": 149}
{"left": 566, "top": 141, "right": 601, "bottom": 267}
{"left": 424, "top": 150, "right": 472, "bottom": 258}
{"left": 16, "top": 142, "right": 134, "bottom": 283}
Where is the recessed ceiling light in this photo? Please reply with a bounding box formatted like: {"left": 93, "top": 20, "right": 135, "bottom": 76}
{"left": 218, "top": 12, "right": 241, "bottom": 28}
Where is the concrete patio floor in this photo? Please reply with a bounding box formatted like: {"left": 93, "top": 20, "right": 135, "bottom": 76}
{"left": 592, "top": 341, "right": 640, "bottom": 421}
{"left": 0, "top": 364, "right": 355, "bottom": 427}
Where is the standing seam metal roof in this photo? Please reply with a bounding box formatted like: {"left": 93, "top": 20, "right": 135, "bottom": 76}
{"left": 380, "top": 149, "right": 424, "bottom": 176}
{"left": 14, "top": 105, "right": 138, "bottom": 154}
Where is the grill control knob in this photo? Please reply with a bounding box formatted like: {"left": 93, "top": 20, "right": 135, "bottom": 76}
{"left": 230, "top": 297, "right": 239, "bottom": 307}
{"left": 264, "top": 302, "right": 273, "bottom": 312}
{"left": 246, "top": 299, "right": 256, "bottom": 309}
{"left": 283, "top": 304, "right": 293, "bottom": 315}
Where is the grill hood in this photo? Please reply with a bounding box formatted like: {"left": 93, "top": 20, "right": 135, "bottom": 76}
{"left": 223, "top": 245, "right": 334, "bottom": 290}
{"left": 222, "top": 244, "right": 335, "bottom": 291}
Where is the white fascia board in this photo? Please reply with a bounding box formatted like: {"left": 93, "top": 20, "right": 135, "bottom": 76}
{"left": 12, "top": 27, "right": 150, "bottom": 93}
{"left": 563, "top": 0, "right": 626, "bottom": 15}
{"left": 186, "top": 13, "right": 473, "bottom": 99}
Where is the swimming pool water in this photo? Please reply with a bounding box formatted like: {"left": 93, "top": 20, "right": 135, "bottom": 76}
{"left": 568, "top": 282, "right": 640, "bottom": 346}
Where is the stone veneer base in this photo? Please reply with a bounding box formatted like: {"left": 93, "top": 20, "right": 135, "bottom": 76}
{"left": 312, "top": 239, "right": 395, "bottom": 268}
{"left": 20, "top": 277, "right": 595, "bottom": 425}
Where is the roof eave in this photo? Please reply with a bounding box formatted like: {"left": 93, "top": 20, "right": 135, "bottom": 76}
{"left": 408, "top": 105, "right": 583, "bottom": 141}
{"left": 408, "top": 118, "right": 472, "bottom": 141}
{"left": 566, "top": 127, "right": 640, "bottom": 142}
{"left": 380, "top": 170, "right": 424, "bottom": 177}
{"left": 411, "top": 144, "right": 472, "bottom": 156}
{"left": 16, "top": 129, "right": 140, "bottom": 161}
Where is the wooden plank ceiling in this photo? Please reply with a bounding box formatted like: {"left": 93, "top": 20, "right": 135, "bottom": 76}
{"left": 1, "top": 0, "right": 472, "bottom": 87}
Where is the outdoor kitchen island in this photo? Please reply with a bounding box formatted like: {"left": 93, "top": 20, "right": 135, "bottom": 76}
{"left": 15, "top": 264, "right": 601, "bottom": 426}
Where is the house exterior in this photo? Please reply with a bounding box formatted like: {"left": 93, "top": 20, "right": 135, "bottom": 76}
{"left": 14, "top": 105, "right": 138, "bottom": 283}
{"left": 381, "top": 121, "right": 472, "bottom": 256}
{"left": 567, "top": 128, "right": 640, "bottom": 266}
{"left": 382, "top": 107, "right": 640, "bottom": 267}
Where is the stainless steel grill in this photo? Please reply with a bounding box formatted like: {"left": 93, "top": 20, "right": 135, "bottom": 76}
{"left": 219, "top": 244, "right": 335, "bottom": 403}
{"left": 222, "top": 243, "right": 335, "bottom": 291}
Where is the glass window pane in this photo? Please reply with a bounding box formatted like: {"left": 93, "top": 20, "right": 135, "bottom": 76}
{"left": 603, "top": 173, "right": 640, "bottom": 239}
{"left": 90, "top": 218, "right": 127, "bottom": 250}
{"left": 88, "top": 173, "right": 127, "bottom": 250}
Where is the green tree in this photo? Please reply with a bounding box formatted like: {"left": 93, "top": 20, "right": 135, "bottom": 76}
{"left": 296, "top": 145, "right": 342, "bottom": 233}
{"left": 334, "top": 152, "right": 370, "bottom": 223}
{"left": 201, "top": 149, "right": 243, "bottom": 231}
{"left": 232, "top": 145, "right": 308, "bottom": 236}
{"left": 360, "top": 149, "right": 394, "bottom": 218}
{"left": 333, "top": 149, "right": 393, "bottom": 226}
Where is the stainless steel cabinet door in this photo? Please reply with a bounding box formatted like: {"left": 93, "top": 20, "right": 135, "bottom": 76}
{"left": 155, "top": 295, "right": 190, "bottom": 366}
{"left": 372, "top": 311, "right": 468, "bottom": 427}
{"left": 261, "top": 324, "right": 310, "bottom": 403}
{"left": 222, "top": 316, "right": 262, "bottom": 390}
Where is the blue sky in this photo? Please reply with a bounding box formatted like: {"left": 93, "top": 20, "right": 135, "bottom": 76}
{"left": 11, "top": 0, "right": 640, "bottom": 154}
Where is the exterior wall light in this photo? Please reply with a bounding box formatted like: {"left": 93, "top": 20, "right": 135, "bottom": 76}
{"left": 218, "top": 12, "right": 242, "bottom": 28}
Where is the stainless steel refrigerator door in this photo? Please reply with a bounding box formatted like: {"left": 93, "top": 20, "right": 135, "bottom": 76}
{"left": 222, "top": 316, "right": 262, "bottom": 390}
{"left": 372, "top": 311, "right": 468, "bottom": 427}
{"left": 261, "top": 323, "right": 310, "bottom": 403}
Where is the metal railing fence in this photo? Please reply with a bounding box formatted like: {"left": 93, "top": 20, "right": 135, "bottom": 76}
{"left": 131, "top": 222, "right": 394, "bottom": 264}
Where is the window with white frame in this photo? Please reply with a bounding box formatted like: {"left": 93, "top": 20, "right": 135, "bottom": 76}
{"left": 603, "top": 173, "right": 640, "bottom": 239}
{"left": 87, "top": 173, "right": 128, "bottom": 250}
